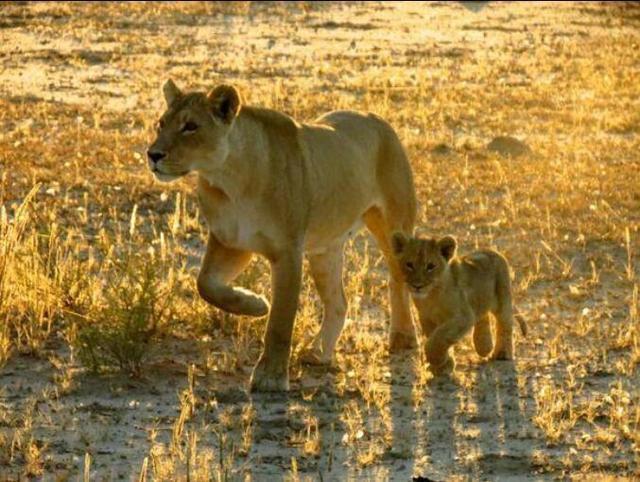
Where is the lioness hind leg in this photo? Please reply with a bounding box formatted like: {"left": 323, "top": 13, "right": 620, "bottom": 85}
{"left": 197, "top": 233, "right": 270, "bottom": 317}
{"left": 473, "top": 314, "right": 494, "bottom": 358}
{"left": 363, "top": 206, "right": 416, "bottom": 351}
{"left": 302, "top": 244, "right": 347, "bottom": 365}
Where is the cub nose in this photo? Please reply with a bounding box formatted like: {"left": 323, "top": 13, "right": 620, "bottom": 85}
{"left": 147, "top": 150, "right": 166, "bottom": 163}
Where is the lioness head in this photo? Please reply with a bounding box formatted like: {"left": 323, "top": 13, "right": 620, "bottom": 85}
{"left": 391, "top": 233, "right": 457, "bottom": 298}
{"left": 147, "top": 79, "right": 241, "bottom": 182}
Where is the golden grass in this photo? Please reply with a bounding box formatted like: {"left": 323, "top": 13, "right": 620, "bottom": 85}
{"left": 0, "top": 1, "right": 639, "bottom": 480}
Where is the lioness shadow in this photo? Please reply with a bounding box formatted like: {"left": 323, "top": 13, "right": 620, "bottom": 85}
{"left": 246, "top": 367, "right": 351, "bottom": 479}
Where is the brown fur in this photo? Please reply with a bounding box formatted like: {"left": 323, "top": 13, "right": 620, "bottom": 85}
{"left": 392, "top": 233, "right": 526, "bottom": 376}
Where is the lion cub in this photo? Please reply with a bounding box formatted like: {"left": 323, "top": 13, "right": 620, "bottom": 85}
{"left": 391, "top": 233, "right": 526, "bottom": 376}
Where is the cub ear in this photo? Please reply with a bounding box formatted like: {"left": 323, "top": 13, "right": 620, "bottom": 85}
{"left": 391, "top": 232, "right": 408, "bottom": 255}
{"left": 207, "top": 84, "right": 241, "bottom": 124}
{"left": 438, "top": 235, "right": 457, "bottom": 261}
{"left": 163, "top": 79, "right": 182, "bottom": 106}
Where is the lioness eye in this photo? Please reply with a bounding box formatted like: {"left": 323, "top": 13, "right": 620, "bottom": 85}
{"left": 426, "top": 263, "right": 436, "bottom": 271}
{"left": 405, "top": 262, "right": 414, "bottom": 271}
{"left": 182, "top": 121, "right": 198, "bottom": 133}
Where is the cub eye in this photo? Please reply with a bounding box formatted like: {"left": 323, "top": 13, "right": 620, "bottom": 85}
{"left": 426, "top": 263, "right": 436, "bottom": 271}
{"left": 405, "top": 262, "right": 414, "bottom": 272}
{"left": 181, "top": 121, "right": 198, "bottom": 133}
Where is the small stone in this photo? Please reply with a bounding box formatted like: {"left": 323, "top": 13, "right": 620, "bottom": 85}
{"left": 431, "top": 143, "right": 453, "bottom": 156}
{"left": 487, "top": 136, "right": 531, "bottom": 157}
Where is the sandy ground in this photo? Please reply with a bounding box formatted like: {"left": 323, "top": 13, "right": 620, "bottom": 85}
{"left": 1, "top": 1, "right": 639, "bottom": 480}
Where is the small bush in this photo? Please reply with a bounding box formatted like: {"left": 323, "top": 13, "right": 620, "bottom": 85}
{"left": 74, "top": 249, "right": 177, "bottom": 376}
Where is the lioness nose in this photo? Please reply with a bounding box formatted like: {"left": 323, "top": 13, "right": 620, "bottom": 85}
{"left": 147, "top": 150, "right": 166, "bottom": 163}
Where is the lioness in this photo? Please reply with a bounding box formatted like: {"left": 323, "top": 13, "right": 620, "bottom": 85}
{"left": 148, "top": 80, "right": 417, "bottom": 391}
{"left": 391, "top": 233, "right": 526, "bottom": 376}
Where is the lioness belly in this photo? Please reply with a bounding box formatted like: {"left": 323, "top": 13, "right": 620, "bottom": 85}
{"left": 305, "top": 217, "right": 364, "bottom": 255}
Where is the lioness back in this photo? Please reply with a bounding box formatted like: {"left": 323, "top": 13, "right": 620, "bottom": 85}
{"left": 300, "top": 110, "right": 416, "bottom": 250}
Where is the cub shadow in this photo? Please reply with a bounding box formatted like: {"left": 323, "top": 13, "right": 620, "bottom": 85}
{"left": 386, "top": 350, "right": 461, "bottom": 481}
{"left": 386, "top": 348, "right": 539, "bottom": 480}
{"left": 465, "top": 359, "right": 537, "bottom": 479}
{"left": 416, "top": 371, "right": 462, "bottom": 480}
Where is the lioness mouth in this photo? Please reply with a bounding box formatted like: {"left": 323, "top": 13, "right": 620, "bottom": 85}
{"left": 153, "top": 169, "right": 190, "bottom": 181}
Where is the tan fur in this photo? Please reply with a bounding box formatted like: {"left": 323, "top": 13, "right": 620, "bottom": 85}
{"left": 392, "top": 233, "right": 526, "bottom": 376}
{"left": 148, "top": 80, "right": 417, "bottom": 391}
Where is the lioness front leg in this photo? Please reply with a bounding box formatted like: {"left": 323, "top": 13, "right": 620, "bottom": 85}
{"left": 197, "top": 233, "right": 270, "bottom": 317}
{"left": 425, "top": 313, "right": 475, "bottom": 376}
{"left": 250, "top": 251, "right": 303, "bottom": 392}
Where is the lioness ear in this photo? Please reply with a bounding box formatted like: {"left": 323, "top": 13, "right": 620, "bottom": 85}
{"left": 163, "top": 79, "right": 182, "bottom": 106}
{"left": 207, "top": 84, "right": 241, "bottom": 124}
{"left": 391, "top": 232, "right": 408, "bottom": 255}
{"left": 438, "top": 235, "right": 457, "bottom": 261}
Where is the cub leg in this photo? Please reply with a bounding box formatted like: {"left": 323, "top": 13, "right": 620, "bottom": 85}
{"left": 413, "top": 298, "right": 439, "bottom": 337}
{"left": 491, "top": 259, "right": 515, "bottom": 360}
{"left": 363, "top": 207, "right": 416, "bottom": 351}
{"left": 197, "top": 232, "right": 269, "bottom": 317}
{"left": 302, "top": 243, "right": 347, "bottom": 365}
{"left": 473, "top": 314, "right": 494, "bottom": 358}
{"left": 425, "top": 309, "right": 475, "bottom": 376}
{"left": 492, "top": 306, "right": 514, "bottom": 360}
{"left": 250, "top": 250, "right": 303, "bottom": 392}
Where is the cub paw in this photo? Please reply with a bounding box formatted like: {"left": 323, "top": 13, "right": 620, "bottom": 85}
{"left": 473, "top": 337, "right": 494, "bottom": 358}
{"left": 473, "top": 325, "right": 493, "bottom": 358}
{"left": 249, "top": 357, "right": 289, "bottom": 392}
{"left": 429, "top": 354, "right": 455, "bottom": 377}
{"left": 389, "top": 330, "right": 417, "bottom": 352}
{"left": 299, "top": 346, "right": 332, "bottom": 366}
{"left": 491, "top": 349, "right": 514, "bottom": 361}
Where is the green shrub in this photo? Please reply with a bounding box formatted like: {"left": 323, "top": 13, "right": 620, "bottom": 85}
{"left": 74, "top": 249, "right": 177, "bottom": 375}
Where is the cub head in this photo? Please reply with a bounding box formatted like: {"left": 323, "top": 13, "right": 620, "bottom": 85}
{"left": 147, "top": 79, "right": 241, "bottom": 182}
{"left": 391, "top": 233, "right": 457, "bottom": 298}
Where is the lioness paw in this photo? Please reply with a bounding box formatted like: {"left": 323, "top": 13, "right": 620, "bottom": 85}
{"left": 241, "top": 292, "right": 270, "bottom": 317}
{"left": 250, "top": 358, "right": 289, "bottom": 392}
